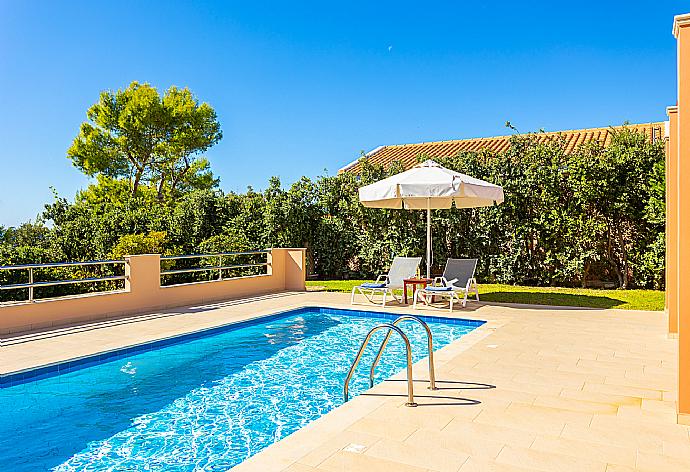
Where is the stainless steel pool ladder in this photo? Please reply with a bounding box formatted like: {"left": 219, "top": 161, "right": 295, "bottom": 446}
{"left": 369, "top": 315, "right": 437, "bottom": 391}
{"left": 342, "top": 316, "right": 437, "bottom": 407}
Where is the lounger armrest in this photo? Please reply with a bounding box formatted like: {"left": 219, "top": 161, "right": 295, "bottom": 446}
{"left": 435, "top": 277, "right": 459, "bottom": 287}
{"left": 433, "top": 276, "right": 446, "bottom": 286}
{"left": 375, "top": 274, "right": 389, "bottom": 284}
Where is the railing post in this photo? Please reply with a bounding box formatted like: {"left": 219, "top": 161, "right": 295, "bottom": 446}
{"left": 218, "top": 254, "right": 223, "bottom": 281}
{"left": 28, "top": 267, "right": 34, "bottom": 302}
{"left": 266, "top": 249, "right": 274, "bottom": 276}
{"left": 283, "top": 249, "right": 307, "bottom": 291}
{"left": 125, "top": 254, "right": 162, "bottom": 295}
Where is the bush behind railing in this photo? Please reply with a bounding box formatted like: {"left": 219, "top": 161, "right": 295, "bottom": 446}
{"left": 0, "top": 252, "right": 267, "bottom": 302}
{"left": 0, "top": 262, "right": 126, "bottom": 302}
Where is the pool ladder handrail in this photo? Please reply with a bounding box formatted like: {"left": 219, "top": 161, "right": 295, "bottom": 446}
{"left": 343, "top": 323, "right": 418, "bottom": 407}
{"left": 369, "top": 315, "right": 437, "bottom": 391}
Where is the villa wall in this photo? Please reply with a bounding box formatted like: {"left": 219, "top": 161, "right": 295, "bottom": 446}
{"left": 673, "top": 13, "right": 690, "bottom": 425}
{"left": 0, "top": 248, "right": 306, "bottom": 335}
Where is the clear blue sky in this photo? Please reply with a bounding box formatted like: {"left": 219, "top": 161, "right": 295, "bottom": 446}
{"left": 0, "top": 1, "right": 684, "bottom": 227}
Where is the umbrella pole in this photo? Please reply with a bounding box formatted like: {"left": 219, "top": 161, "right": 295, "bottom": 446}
{"left": 426, "top": 198, "right": 431, "bottom": 279}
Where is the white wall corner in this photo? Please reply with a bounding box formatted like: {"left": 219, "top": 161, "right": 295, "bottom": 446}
{"left": 673, "top": 13, "right": 690, "bottom": 38}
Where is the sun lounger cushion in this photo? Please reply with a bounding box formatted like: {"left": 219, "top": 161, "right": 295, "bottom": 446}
{"left": 425, "top": 286, "right": 454, "bottom": 291}
{"left": 361, "top": 282, "right": 387, "bottom": 288}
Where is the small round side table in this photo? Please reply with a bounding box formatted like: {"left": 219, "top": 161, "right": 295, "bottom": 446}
{"left": 403, "top": 277, "right": 432, "bottom": 304}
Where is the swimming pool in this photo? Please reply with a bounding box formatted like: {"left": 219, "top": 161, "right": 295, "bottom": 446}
{"left": 0, "top": 307, "right": 483, "bottom": 471}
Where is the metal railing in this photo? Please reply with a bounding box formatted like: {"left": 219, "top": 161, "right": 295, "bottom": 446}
{"left": 343, "top": 323, "right": 417, "bottom": 407}
{"left": 160, "top": 250, "right": 271, "bottom": 286}
{"left": 0, "top": 260, "right": 127, "bottom": 303}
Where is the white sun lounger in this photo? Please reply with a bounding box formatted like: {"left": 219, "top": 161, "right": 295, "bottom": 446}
{"left": 413, "top": 258, "right": 479, "bottom": 310}
{"left": 351, "top": 256, "right": 422, "bottom": 307}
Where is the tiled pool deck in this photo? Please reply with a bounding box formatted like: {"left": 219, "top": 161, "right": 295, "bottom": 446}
{"left": 2, "top": 292, "right": 687, "bottom": 471}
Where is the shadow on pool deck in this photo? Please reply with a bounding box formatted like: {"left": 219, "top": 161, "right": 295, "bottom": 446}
{"left": 364, "top": 379, "right": 496, "bottom": 406}
{"left": 361, "top": 392, "right": 482, "bottom": 407}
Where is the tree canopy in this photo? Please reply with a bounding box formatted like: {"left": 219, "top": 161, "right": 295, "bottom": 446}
{"left": 67, "top": 82, "right": 222, "bottom": 199}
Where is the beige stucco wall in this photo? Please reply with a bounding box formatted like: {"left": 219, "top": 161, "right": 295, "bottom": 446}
{"left": 674, "top": 13, "right": 690, "bottom": 424}
{"left": 0, "top": 248, "right": 306, "bottom": 334}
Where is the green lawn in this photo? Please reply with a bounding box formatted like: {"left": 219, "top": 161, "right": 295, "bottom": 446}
{"left": 306, "top": 280, "right": 664, "bottom": 311}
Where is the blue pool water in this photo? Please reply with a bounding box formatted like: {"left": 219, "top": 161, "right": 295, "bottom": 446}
{"left": 0, "top": 307, "right": 482, "bottom": 471}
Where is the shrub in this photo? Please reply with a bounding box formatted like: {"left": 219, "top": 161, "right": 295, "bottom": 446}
{"left": 110, "top": 231, "right": 167, "bottom": 259}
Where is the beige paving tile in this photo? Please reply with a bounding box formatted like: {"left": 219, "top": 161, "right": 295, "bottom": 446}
{"left": 514, "top": 369, "right": 604, "bottom": 389}
{"left": 510, "top": 401, "right": 594, "bottom": 423}
{"left": 616, "top": 404, "right": 677, "bottom": 423}
{"left": 443, "top": 417, "right": 537, "bottom": 449}
{"left": 496, "top": 445, "right": 607, "bottom": 472}
{"left": 298, "top": 430, "right": 382, "bottom": 467}
{"left": 532, "top": 395, "right": 619, "bottom": 415}
{"left": 604, "top": 465, "right": 636, "bottom": 472}
{"left": 582, "top": 382, "right": 664, "bottom": 401}
{"left": 318, "top": 450, "right": 429, "bottom": 472}
{"left": 530, "top": 435, "right": 636, "bottom": 468}
{"left": 643, "top": 364, "right": 678, "bottom": 376}
{"left": 481, "top": 379, "right": 563, "bottom": 397}
{"left": 590, "top": 414, "right": 690, "bottom": 443}
{"left": 604, "top": 373, "right": 676, "bottom": 392}
{"left": 662, "top": 438, "right": 690, "bottom": 462}
{"left": 474, "top": 402, "right": 592, "bottom": 437}
{"left": 551, "top": 346, "right": 612, "bottom": 361}
{"left": 281, "top": 464, "right": 320, "bottom": 472}
{"left": 560, "top": 422, "right": 664, "bottom": 453}
{"left": 599, "top": 354, "right": 663, "bottom": 368}
{"left": 558, "top": 389, "right": 642, "bottom": 408}
{"left": 472, "top": 408, "right": 564, "bottom": 437}
{"left": 346, "top": 417, "right": 418, "bottom": 442}
{"left": 405, "top": 428, "right": 505, "bottom": 461}
{"left": 641, "top": 398, "right": 677, "bottom": 413}
{"left": 365, "top": 438, "right": 469, "bottom": 472}
{"left": 366, "top": 402, "right": 456, "bottom": 430}
{"left": 471, "top": 387, "right": 536, "bottom": 405}
{"left": 458, "top": 457, "right": 543, "bottom": 472}
{"left": 636, "top": 451, "right": 690, "bottom": 471}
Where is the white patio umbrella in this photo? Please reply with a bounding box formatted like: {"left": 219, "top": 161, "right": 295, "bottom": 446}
{"left": 358, "top": 160, "right": 504, "bottom": 278}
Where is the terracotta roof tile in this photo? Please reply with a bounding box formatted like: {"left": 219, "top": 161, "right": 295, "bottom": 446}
{"left": 340, "top": 122, "right": 665, "bottom": 174}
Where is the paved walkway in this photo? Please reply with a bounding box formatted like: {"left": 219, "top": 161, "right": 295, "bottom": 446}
{"left": 2, "top": 292, "right": 686, "bottom": 471}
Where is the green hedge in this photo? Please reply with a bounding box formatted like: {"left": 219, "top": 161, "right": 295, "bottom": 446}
{"left": 0, "top": 125, "right": 665, "bottom": 301}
